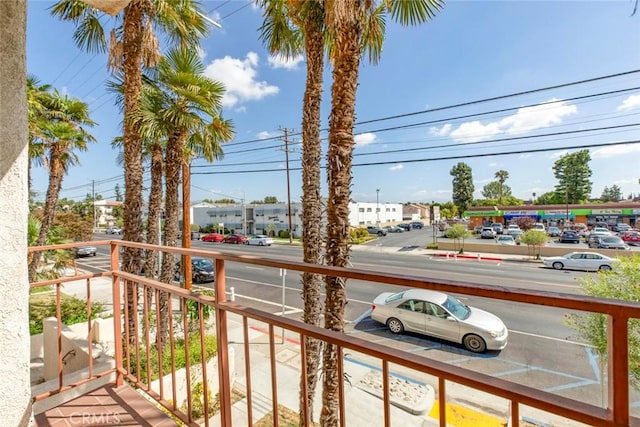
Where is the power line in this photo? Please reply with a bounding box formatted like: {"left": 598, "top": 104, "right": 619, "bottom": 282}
{"left": 191, "top": 139, "right": 640, "bottom": 175}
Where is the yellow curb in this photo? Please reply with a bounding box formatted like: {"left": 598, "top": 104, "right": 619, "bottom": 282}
{"left": 429, "top": 400, "right": 506, "bottom": 427}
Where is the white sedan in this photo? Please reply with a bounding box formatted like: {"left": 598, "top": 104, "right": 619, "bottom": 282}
{"left": 246, "top": 234, "right": 274, "bottom": 246}
{"left": 371, "top": 289, "right": 508, "bottom": 353}
{"left": 542, "top": 252, "right": 618, "bottom": 272}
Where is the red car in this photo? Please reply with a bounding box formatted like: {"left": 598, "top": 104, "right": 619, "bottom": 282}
{"left": 223, "top": 234, "right": 248, "bottom": 244}
{"left": 621, "top": 231, "right": 640, "bottom": 246}
{"left": 201, "top": 233, "right": 224, "bottom": 243}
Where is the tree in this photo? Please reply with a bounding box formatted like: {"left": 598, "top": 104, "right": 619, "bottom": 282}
{"left": 566, "top": 255, "right": 640, "bottom": 391}
{"left": 601, "top": 185, "right": 622, "bottom": 202}
{"left": 553, "top": 150, "right": 592, "bottom": 204}
{"left": 114, "top": 183, "right": 123, "bottom": 201}
{"left": 534, "top": 191, "right": 560, "bottom": 205}
{"left": 519, "top": 230, "right": 548, "bottom": 259}
{"left": 481, "top": 181, "right": 512, "bottom": 201}
{"left": 263, "top": 195, "right": 279, "bottom": 204}
{"left": 52, "top": 0, "right": 209, "bottom": 344}
{"left": 450, "top": 162, "right": 475, "bottom": 214}
{"left": 445, "top": 224, "right": 472, "bottom": 253}
{"left": 494, "top": 170, "right": 509, "bottom": 205}
{"left": 322, "top": 1, "right": 442, "bottom": 425}
{"left": 28, "top": 93, "right": 97, "bottom": 281}
{"left": 513, "top": 216, "right": 536, "bottom": 231}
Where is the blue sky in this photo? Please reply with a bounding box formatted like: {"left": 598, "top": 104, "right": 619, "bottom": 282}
{"left": 27, "top": 0, "right": 640, "bottom": 207}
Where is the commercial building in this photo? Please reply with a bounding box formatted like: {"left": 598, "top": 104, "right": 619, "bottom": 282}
{"left": 463, "top": 202, "right": 640, "bottom": 228}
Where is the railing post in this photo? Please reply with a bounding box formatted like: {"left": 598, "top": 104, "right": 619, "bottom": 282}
{"left": 215, "top": 258, "right": 232, "bottom": 426}
{"left": 608, "top": 313, "right": 629, "bottom": 426}
{"left": 111, "top": 242, "right": 123, "bottom": 386}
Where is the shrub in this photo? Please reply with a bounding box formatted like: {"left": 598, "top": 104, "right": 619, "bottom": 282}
{"left": 278, "top": 230, "right": 290, "bottom": 238}
{"left": 29, "top": 294, "right": 106, "bottom": 335}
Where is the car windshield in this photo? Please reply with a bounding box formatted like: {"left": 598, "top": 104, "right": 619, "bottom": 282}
{"left": 193, "top": 258, "right": 213, "bottom": 269}
{"left": 441, "top": 295, "right": 471, "bottom": 320}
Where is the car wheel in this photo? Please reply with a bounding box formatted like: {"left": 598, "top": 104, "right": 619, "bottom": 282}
{"left": 258, "top": 241, "right": 264, "bottom": 246}
{"left": 599, "top": 265, "right": 612, "bottom": 271}
{"left": 386, "top": 318, "right": 404, "bottom": 334}
{"left": 378, "top": 231, "right": 383, "bottom": 236}
{"left": 463, "top": 334, "right": 487, "bottom": 353}
{"left": 552, "top": 262, "right": 564, "bottom": 270}
{"left": 92, "top": 252, "right": 97, "bottom": 257}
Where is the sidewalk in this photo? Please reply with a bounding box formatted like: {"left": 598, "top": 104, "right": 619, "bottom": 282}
{"left": 350, "top": 243, "right": 538, "bottom": 263}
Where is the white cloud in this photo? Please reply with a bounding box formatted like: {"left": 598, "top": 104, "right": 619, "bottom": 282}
{"left": 613, "top": 178, "right": 639, "bottom": 185}
{"left": 196, "top": 46, "right": 207, "bottom": 61}
{"left": 549, "top": 150, "right": 569, "bottom": 159}
{"left": 204, "top": 52, "right": 279, "bottom": 107}
{"left": 389, "top": 164, "right": 404, "bottom": 171}
{"left": 429, "top": 124, "right": 452, "bottom": 137}
{"left": 519, "top": 153, "right": 532, "bottom": 159}
{"left": 591, "top": 144, "right": 640, "bottom": 159}
{"left": 437, "top": 99, "right": 577, "bottom": 143}
{"left": 268, "top": 54, "right": 304, "bottom": 70}
{"left": 354, "top": 132, "right": 377, "bottom": 147}
{"left": 488, "top": 162, "right": 498, "bottom": 167}
{"left": 257, "top": 131, "right": 278, "bottom": 140}
{"left": 474, "top": 178, "right": 492, "bottom": 185}
{"left": 617, "top": 94, "right": 640, "bottom": 111}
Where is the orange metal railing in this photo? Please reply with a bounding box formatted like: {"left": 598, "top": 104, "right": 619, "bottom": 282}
{"left": 28, "top": 240, "right": 640, "bottom": 426}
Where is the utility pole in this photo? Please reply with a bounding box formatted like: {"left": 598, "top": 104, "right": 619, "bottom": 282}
{"left": 280, "top": 128, "right": 294, "bottom": 244}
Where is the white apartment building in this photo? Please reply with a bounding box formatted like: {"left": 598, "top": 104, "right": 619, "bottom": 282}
{"left": 93, "top": 199, "right": 123, "bottom": 226}
{"left": 190, "top": 201, "right": 404, "bottom": 234}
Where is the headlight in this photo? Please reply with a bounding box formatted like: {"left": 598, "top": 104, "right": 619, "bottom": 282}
{"left": 488, "top": 328, "right": 505, "bottom": 338}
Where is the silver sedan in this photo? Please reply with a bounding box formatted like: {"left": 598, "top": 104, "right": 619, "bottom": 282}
{"left": 542, "top": 251, "right": 618, "bottom": 271}
{"left": 371, "top": 289, "right": 508, "bottom": 353}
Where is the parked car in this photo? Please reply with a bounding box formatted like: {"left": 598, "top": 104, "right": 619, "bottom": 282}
{"left": 590, "top": 227, "right": 612, "bottom": 237}
{"left": 223, "top": 234, "right": 248, "bottom": 244}
{"left": 509, "top": 229, "right": 523, "bottom": 242}
{"left": 201, "top": 233, "right": 224, "bottom": 243}
{"left": 588, "top": 236, "right": 630, "bottom": 250}
{"left": 175, "top": 256, "right": 215, "bottom": 284}
{"left": 246, "top": 234, "right": 274, "bottom": 246}
{"left": 532, "top": 223, "right": 546, "bottom": 232}
{"left": 106, "top": 226, "right": 122, "bottom": 235}
{"left": 495, "top": 235, "right": 516, "bottom": 245}
{"left": 74, "top": 245, "right": 97, "bottom": 258}
{"left": 490, "top": 223, "right": 504, "bottom": 235}
{"left": 371, "top": 289, "right": 508, "bottom": 353}
{"left": 559, "top": 230, "right": 580, "bottom": 244}
{"left": 409, "top": 221, "right": 424, "bottom": 229}
{"left": 383, "top": 225, "right": 404, "bottom": 233}
{"left": 621, "top": 230, "right": 640, "bottom": 246}
{"left": 505, "top": 224, "right": 520, "bottom": 235}
{"left": 178, "top": 231, "right": 201, "bottom": 240}
{"left": 481, "top": 227, "right": 496, "bottom": 239}
{"left": 366, "top": 226, "right": 387, "bottom": 236}
{"left": 397, "top": 223, "right": 412, "bottom": 231}
{"left": 473, "top": 225, "right": 483, "bottom": 234}
{"left": 612, "top": 223, "right": 631, "bottom": 233}
{"left": 547, "top": 226, "right": 562, "bottom": 237}
{"left": 543, "top": 252, "right": 618, "bottom": 272}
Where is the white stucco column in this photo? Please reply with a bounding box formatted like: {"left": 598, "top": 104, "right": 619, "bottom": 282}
{"left": 0, "top": 1, "right": 31, "bottom": 425}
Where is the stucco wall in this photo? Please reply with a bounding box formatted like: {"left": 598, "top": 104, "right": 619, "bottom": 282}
{"left": 0, "top": 1, "right": 31, "bottom": 425}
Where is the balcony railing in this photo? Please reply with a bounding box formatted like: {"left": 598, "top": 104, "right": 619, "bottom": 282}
{"left": 28, "top": 240, "right": 640, "bottom": 426}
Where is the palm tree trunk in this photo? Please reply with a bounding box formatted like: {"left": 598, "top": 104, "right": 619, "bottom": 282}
{"left": 322, "top": 1, "right": 363, "bottom": 425}
{"left": 121, "top": 0, "right": 145, "bottom": 345}
{"left": 158, "top": 131, "right": 184, "bottom": 347}
{"left": 28, "top": 149, "right": 64, "bottom": 282}
{"left": 144, "top": 142, "right": 163, "bottom": 309}
{"left": 299, "top": 5, "right": 325, "bottom": 423}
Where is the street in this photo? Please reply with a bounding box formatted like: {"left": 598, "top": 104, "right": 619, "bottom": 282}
{"left": 78, "top": 230, "right": 637, "bottom": 415}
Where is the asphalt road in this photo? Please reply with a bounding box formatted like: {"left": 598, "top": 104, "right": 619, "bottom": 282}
{"left": 79, "top": 231, "right": 639, "bottom": 413}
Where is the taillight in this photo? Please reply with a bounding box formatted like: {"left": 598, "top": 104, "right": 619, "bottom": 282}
{"left": 371, "top": 304, "right": 376, "bottom": 311}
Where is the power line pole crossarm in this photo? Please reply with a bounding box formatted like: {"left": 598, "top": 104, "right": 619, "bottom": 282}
{"left": 280, "top": 127, "right": 295, "bottom": 245}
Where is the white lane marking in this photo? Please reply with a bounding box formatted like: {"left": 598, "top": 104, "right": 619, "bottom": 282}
{"left": 533, "top": 281, "right": 580, "bottom": 290}
{"left": 509, "top": 329, "right": 587, "bottom": 346}
{"left": 245, "top": 266, "right": 265, "bottom": 271}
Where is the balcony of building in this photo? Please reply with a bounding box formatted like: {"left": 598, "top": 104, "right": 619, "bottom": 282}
{"left": 27, "top": 240, "right": 640, "bottom": 426}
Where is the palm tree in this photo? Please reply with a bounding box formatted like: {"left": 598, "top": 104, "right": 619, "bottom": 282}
{"left": 51, "top": 0, "right": 209, "bottom": 342}
{"left": 258, "top": 1, "right": 325, "bottom": 421}
{"left": 495, "top": 170, "right": 509, "bottom": 205}
{"left": 136, "top": 47, "right": 232, "bottom": 344}
{"left": 28, "top": 93, "right": 96, "bottom": 281}
{"left": 322, "top": 1, "right": 442, "bottom": 424}
{"left": 27, "top": 76, "right": 55, "bottom": 195}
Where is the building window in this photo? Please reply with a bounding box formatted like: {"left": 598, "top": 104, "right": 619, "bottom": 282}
{"left": 359, "top": 208, "right": 365, "bottom": 213}
{"left": 367, "top": 208, "right": 372, "bottom": 212}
